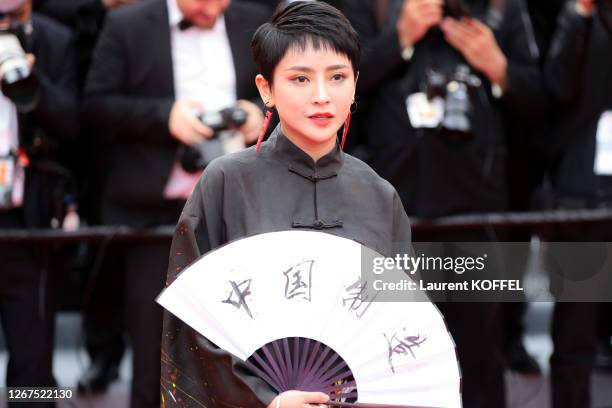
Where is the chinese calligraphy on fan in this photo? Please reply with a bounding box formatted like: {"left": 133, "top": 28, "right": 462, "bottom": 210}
{"left": 342, "top": 278, "right": 379, "bottom": 319}
{"left": 384, "top": 329, "right": 428, "bottom": 373}
{"left": 220, "top": 262, "right": 379, "bottom": 321}
{"left": 222, "top": 279, "right": 254, "bottom": 319}
{"left": 284, "top": 260, "right": 314, "bottom": 301}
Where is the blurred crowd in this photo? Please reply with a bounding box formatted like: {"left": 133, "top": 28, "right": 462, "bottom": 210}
{"left": 0, "top": 0, "right": 611, "bottom": 407}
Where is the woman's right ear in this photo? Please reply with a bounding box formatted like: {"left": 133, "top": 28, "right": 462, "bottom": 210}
{"left": 255, "top": 74, "right": 274, "bottom": 107}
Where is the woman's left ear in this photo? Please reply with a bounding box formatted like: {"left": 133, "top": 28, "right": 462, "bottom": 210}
{"left": 255, "top": 74, "right": 274, "bottom": 107}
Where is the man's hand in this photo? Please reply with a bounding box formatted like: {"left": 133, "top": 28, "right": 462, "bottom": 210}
{"left": 236, "top": 99, "right": 264, "bottom": 144}
{"left": 396, "top": 0, "right": 444, "bottom": 49}
{"left": 440, "top": 17, "right": 508, "bottom": 87}
{"left": 576, "top": 0, "right": 595, "bottom": 16}
{"left": 266, "top": 391, "right": 329, "bottom": 408}
{"left": 168, "top": 99, "right": 214, "bottom": 145}
{"left": 102, "top": 0, "right": 140, "bottom": 10}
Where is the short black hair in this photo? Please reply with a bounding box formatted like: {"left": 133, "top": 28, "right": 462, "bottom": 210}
{"left": 251, "top": 1, "right": 360, "bottom": 85}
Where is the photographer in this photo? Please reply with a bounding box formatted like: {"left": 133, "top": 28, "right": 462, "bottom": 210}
{"left": 81, "top": 0, "right": 268, "bottom": 406}
{"left": 0, "top": 0, "right": 77, "bottom": 403}
{"left": 29, "top": 0, "right": 151, "bottom": 397}
{"left": 343, "top": 1, "right": 544, "bottom": 407}
{"left": 544, "top": 0, "right": 612, "bottom": 406}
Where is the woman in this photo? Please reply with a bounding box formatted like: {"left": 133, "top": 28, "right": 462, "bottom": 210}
{"left": 161, "top": 2, "right": 412, "bottom": 407}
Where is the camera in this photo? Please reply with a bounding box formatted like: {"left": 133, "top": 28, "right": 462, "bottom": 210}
{"left": 0, "top": 20, "right": 39, "bottom": 111}
{"left": 598, "top": 0, "right": 612, "bottom": 35}
{"left": 179, "top": 106, "right": 248, "bottom": 173}
{"left": 425, "top": 64, "right": 482, "bottom": 142}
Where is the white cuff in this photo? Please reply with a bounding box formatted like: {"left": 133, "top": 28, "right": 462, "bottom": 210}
{"left": 401, "top": 46, "right": 415, "bottom": 62}
{"left": 491, "top": 83, "right": 504, "bottom": 99}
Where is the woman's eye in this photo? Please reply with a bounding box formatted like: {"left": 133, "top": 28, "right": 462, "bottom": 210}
{"left": 331, "top": 73, "right": 346, "bottom": 82}
{"left": 292, "top": 76, "right": 309, "bottom": 83}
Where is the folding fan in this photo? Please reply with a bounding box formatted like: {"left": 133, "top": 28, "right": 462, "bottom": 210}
{"left": 157, "top": 231, "right": 461, "bottom": 408}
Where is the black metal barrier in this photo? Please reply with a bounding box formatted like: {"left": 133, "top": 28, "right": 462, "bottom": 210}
{"left": 1, "top": 208, "right": 612, "bottom": 241}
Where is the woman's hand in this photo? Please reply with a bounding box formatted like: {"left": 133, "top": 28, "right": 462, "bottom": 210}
{"left": 267, "top": 391, "right": 330, "bottom": 408}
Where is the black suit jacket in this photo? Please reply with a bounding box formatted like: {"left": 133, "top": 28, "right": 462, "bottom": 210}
{"left": 34, "top": 0, "right": 111, "bottom": 90}
{"left": 82, "top": 0, "right": 269, "bottom": 226}
{"left": 13, "top": 13, "right": 78, "bottom": 228}
{"left": 344, "top": 0, "right": 545, "bottom": 218}
{"left": 545, "top": 2, "right": 612, "bottom": 204}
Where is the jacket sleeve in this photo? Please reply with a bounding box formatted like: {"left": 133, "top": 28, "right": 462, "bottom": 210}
{"left": 30, "top": 31, "right": 79, "bottom": 141}
{"left": 544, "top": 0, "right": 593, "bottom": 104}
{"left": 391, "top": 189, "right": 414, "bottom": 260}
{"left": 81, "top": 10, "right": 175, "bottom": 144}
{"left": 343, "top": 0, "right": 407, "bottom": 96}
{"left": 496, "top": 0, "right": 547, "bottom": 127}
{"left": 161, "top": 165, "right": 277, "bottom": 408}
{"left": 34, "top": 0, "right": 102, "bottom": 25}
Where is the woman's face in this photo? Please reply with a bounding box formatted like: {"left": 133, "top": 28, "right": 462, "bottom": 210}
{"left": 258, "top": 43, "right": 356, "bottom": 157}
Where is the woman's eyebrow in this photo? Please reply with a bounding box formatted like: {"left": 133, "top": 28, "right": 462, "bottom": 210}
{"left": 285, "top": 64, "right": 350, "bottom": 72}
{"left": 286, "top": 66, "right": 314, "bottom": 72}
{"left": 326, "top": 64, "right": 350, "bottom": 71}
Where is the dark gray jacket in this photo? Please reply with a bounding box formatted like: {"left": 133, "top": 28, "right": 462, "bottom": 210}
{"left": 161, "top": 126, "right": 412, "bottom": 407}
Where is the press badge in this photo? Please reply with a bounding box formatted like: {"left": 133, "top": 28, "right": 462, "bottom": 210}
{"left": 594, "top": 111, "right": 612, "bottom": 176}
{"left": 406, "top": 92, "right": 445, "bottom": 129}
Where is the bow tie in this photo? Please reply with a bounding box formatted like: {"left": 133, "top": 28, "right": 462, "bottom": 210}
{"left": 178, "top": 18, "right": 193, "bottom": 31}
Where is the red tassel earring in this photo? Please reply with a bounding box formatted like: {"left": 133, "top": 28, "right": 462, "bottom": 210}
{"left": 340, "top": 112, "right": 351, "bottom": 151}
{"left": 256, "top": 110, "right": 273, "bottom": 152}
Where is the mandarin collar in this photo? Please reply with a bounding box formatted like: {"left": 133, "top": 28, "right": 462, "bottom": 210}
{"left": 264, "top": 126, "right": 344, "bottom": 180}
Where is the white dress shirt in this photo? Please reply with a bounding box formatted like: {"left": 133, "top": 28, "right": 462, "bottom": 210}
{"left": 164, "top": 0, "right": 238, "bottom": 199}
{"left": 166, "top": 0, "right": 237, "bottom": 112}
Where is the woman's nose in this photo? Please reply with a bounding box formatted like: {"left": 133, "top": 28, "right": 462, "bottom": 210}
{"left": 312, "top": 79, "right": 331, "bottom": 104}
